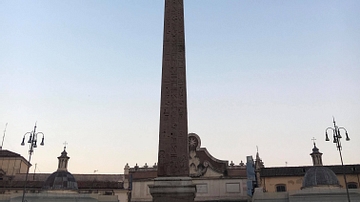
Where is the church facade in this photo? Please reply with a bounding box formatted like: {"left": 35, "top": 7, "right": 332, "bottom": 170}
{"left": 252, "top": 143, "right": 360, "bottom": 201}
{"left": 0, "top": 148, "right": 123, "bottom": 202}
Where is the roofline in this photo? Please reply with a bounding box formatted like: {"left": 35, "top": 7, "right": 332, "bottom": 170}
{"left": 262, "top": 164, "right": 360, "bottom": 169}
{"left": 260, "top": 164, "right": 360, "bottom": 177}
{"left": 0, "top": 150, "right": 31, "bottom": 167}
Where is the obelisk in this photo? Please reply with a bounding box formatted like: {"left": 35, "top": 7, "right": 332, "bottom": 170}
{"left": 149, "top": 0, "right": 196, "bottom": 201}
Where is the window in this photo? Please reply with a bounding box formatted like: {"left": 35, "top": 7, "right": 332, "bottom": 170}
{"left": 347, "top": 182, "right": 358, "bottom": 189}
{"left": 275, "top": 184, "right": 286, "bottom": 192}
{"left": 226, "top": 183, "right": 240, "bottom": 193}
{"left": 196, "top": 184, "right": 208, "bottom": 193}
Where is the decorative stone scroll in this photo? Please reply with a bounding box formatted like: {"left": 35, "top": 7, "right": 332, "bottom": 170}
{"left": 188, "top": 133, "right": 229, "bottom": 177}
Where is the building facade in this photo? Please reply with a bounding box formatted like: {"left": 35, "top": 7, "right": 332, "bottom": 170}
{"left": 0, "top": 133, "right": 251, "bottom": 202}
{"left": 252, "top": 143, "right": 360, "bottom": 201}
{"left": 127, "top": 133, "right": 250, "bottom": 202}
{"left": 0, "top": 148, "right": 124, "bottom": 202}
{"left": 0, "top": 150, "right": 30, "bottom": 180}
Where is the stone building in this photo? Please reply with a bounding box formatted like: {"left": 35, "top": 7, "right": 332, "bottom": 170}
{"left": 0, "top": 132, "right": 252, "bottom": 202}
{"left": 0, "top": 150, "right": 30, "bottom": 180}
{"left": 252, "top": 143, "right": 360, "bottom": 201}
{"left": 127, "top": 133, "right": 250, "bottom": 202}
{"left": 1, "top": 138, "right": 358, "bottom": 202}
{"left": 0, "top": 133, "right": 245, "bottom": 202}
{"left": 0, "top": 148, "right": 124, "bottom": 202}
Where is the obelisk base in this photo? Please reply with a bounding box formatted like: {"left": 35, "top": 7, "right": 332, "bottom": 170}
{"left": 149, "top": 177, "right": 196, "bottom": 202}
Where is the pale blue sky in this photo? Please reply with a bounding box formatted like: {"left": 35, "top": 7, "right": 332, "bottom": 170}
{"left": 1, "top": 1, "right": 359, "bottom": 174}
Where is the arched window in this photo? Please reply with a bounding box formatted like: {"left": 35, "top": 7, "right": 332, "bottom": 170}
{"left": 275, "top": 184, "right": 286, "bottom": 192}
{"left": 347, "top": 182, "right": 358, "bottom": 189}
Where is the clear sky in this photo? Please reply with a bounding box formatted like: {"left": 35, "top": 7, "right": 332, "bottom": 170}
{"left": 1, "top": 0, "right": 359, "bottom": 174}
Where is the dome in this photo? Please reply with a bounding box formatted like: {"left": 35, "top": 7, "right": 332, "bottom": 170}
{"left": 42, "top": 146, "right": 78, "bottom": 191}
{"left": 43, "top": 170, "right": 78, "bottom": 190}
{"left": 302, "top": 166, "right": 340, "bottom": 188}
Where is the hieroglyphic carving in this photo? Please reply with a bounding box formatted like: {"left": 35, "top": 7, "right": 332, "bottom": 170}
{"left": 157, "top": 0, "right": 189, "bottom": 177}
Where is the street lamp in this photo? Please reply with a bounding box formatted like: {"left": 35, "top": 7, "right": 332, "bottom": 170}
{"left": 21, "top": 123, "right": 45, "bottom": 202}
{"left": 325, "top": 117, "right": 350, "bottom": 202}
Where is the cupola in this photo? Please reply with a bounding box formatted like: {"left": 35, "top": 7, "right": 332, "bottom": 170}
{"left": 42, "top": 146, "right": 78, "bottom": 191}
{"left": 302, "top": 143, "right": 339, "bottom": 189}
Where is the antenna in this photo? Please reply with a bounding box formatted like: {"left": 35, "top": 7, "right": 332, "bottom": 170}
{"left": 33, "top": 163, "right": 37, "bottom": 180}
{"left": 1, "top": 123, "right": 8, "bottom": 150}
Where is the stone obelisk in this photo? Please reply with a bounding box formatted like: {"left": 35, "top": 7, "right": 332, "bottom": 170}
{"left": 149, "top": 0, "right": 196, "bottom": 201}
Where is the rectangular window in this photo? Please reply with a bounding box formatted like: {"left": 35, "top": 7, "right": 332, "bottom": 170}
{"left": 347, "top": 182, "right": 358, "bottom": 189}
{"left": 226, "top": 183, "right": 240, "bottom": 193}
{"left": 196, "top": 184, "right": 208, "bottom": 193}
{"left": 276, "top": 184, "right": 286, "bottom": 192}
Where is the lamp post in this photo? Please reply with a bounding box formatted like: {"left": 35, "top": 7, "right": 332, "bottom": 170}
{"left": 21, "top": 123, "right": 45, "bottom": 202}
{"left": 325, "top": 118, "right": 350, "bottom": 202}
